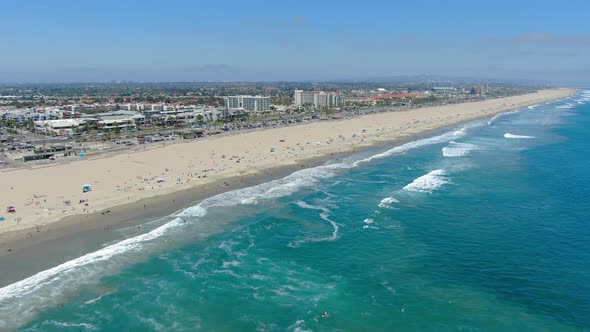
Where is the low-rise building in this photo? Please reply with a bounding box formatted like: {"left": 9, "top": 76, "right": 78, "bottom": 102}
{"left": 85, "top": 110, "right": 145, "bottom": 130}
{"left": 97, "top": 116, "right": 136, "bottom": 131}
{"left": 371, "top": 93, "right": 419, "bottom": 101}
{"left": 34, "top": 119, "right": 85, "bottom": 136}
{"left": 23, "top": 145, "right": 75, "bottom": 162}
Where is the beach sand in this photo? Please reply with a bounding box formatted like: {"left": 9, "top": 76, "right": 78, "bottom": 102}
{"left": 0, "top": 88, "right": 574, "bottom": 255}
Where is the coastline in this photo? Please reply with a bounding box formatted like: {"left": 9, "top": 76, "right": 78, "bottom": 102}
{"left": 0, "top": 88, "right": 575, "bottom": 278}
{"left": 0, "top": 125, "right": 461, "bottom": 287}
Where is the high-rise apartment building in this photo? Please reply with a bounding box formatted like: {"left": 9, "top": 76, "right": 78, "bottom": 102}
{"left": 294, "top": 90, "right": 345, "bottom": 108}
{"left": 224, "top": 96, "right": 271, "bottom": 112}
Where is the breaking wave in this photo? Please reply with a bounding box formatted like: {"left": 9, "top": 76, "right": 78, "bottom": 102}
{"left": 378, "top": 196, "right": 399, "bottom": 209}
{"left": 0, "top": 216, "right": 184, "bottom": 330}
{"left": 352, "top": 128, "right": 468, "bottom": 167}
{"left": 504, "top": 133, "right": 535, "bottom": 139}
{"left": 442, "top": 141, "right": 478, "bottom": 157}
{"left": 0, "top": 125, "right": 474, "bottom": 330}
{"left": 556, "top": 104, "right": 574, "bottom": 109}
{"left": 403, "top": 169, "right": 449, "bottom": 193}
{"left": 488, "top": 109, "right": 522, "bottom": 126}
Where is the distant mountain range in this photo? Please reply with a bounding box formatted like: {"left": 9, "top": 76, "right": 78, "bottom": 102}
{"left": 333, "top": 75, "right": 584, "bottom": 87}
{"left": 0, "top": 68, "right": 586, "bottom": 87}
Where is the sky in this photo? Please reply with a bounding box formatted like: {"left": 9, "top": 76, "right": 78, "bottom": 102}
{"left": 1, "top": 0, "right": 589, "bottom": 83}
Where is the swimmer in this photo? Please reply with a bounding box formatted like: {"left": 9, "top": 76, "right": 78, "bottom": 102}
{"left": 322, "top": 311, "right": 329, "bottom": 318}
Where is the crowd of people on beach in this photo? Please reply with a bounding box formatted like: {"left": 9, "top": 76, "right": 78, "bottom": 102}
{"left": 0, "top": 89, "right": 572, "bottom": 251}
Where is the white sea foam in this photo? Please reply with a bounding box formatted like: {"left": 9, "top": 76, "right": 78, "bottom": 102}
{"left": 504, "top": 133, "right": 535, "bottom": 139}
{"left": 294, "top": 200, "right": 330, "bottom": 214}
{"left": 403, "top": 169, "right": 449, "bottom": 193}
{"left": 0, "top": 217, "right": 182, "bottom": 329}
{"left": 378, "top": 196, "right": 399, "bottom": 209}
{"left": 556, "top": 104, "right": 573, "bottom": 109}
{"left": 363, "top": 225, "right": 379, "bottom": 229}
{"left": 363, "top": 218, "right": 374, "bottom": 224}
{"left": 222, "top": 260, "right": 241, "bottom": 268}
{"left": 288, "top": 320, "right": 312, "bottom": 332}
{"left": 0, "top": 125, "right": 477, "bottom": 329}
{"left": 178, "top": 165, "right": 341, "bottom": 217}
{"left": 83, "top": 291, "right": 114, "bottom": 305}
{"left": 442, "top": 141, "right": 478, "bottom": 157}
{"left": 351, "top": 127, "right": 468, "bottom": 167}
{"left": 44, "top": 321, "right": 97, "bottom": 331}
{"left": 488, "top": 109, "right": 522, "bottom": 126}
{"left": 289, "top": 201, "right": 339, "bottom": 247}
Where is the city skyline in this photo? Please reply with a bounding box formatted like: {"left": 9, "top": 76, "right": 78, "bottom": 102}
{"left": 1, "top": 0, "right": 589, "bottom": 84}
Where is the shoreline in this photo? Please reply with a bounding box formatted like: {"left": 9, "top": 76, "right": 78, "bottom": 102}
{"left": 0, "top": 123, "right": 464, "bottom": 287}
{"left": 0, "top": 88, "right": 575, "bottom": 281}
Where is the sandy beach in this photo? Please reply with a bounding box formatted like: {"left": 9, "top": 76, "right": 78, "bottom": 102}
{"left": 0, "top": 88, "right": 574, "bottom": 253}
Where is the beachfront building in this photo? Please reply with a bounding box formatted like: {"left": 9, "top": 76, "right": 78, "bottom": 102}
{"left": 23, "top": 145, "right": 75, "bottom": 162}
{"left": 33, "top": 119, "right": 86, "bottom": 136}
{"left": 371, "top": 93, "right": 419, "bottom": 101}
{"left": 90, "top": 110, "right": 145, "bottom": 129}
{"left": 293, "top": 90, "right": 345, "bottom": 108}
{"left": 142, "top": 108, "right": 223, "bottom": 125}
{"left": 175, "top": 109, "right": 223, "bottom": 123}
{"left": 97, "top": 117, "right": 136, "bottom": 131}
{"left": 76, "top": 110, "right": 145, "bottom": 131}
{"left": 1, "top": 107, "right": 76, "bottom": 123}
{"left": 224, "top": 96, "right": 271, "bottom": 112}
{"left": 369, "top": 93, "right": 419, "bottom": 106}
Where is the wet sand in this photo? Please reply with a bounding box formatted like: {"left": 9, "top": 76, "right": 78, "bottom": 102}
{"left": 0, "top": 123, "right": 466, "bottom": 287}
{"left": 0, "top": 89, "right": 575, "bottom": 281}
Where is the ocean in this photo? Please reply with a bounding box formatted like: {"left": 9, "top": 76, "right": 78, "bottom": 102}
{"left": 1, "top": 91, "right": 589, "bottom": 331}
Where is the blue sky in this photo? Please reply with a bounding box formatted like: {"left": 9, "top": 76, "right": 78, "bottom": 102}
{"left": 1, "top": 0, "right": 589, "bottom": 82}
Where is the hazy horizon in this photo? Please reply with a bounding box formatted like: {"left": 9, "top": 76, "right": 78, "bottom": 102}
{"left": 1, "top": 0, "right": 589, "bottom": 84}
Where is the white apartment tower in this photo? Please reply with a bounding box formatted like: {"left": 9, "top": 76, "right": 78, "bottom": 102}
{"left": 224, "top": 96, "right": 271, "bottom": 112}
{"left": 294, "top": 90, "right": 345, "bottom": 108}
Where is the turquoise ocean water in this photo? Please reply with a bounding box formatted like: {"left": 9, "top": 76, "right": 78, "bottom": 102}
{"left": 1, "top": 91, "right": 589, "bottom": 331}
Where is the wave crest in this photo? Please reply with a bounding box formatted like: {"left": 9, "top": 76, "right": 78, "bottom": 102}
{"left": 0, "top": 125, "right": 477, "bottom": 329}
{"left": 378, "top": 196, "right": 399, "bottom": 209}
{"left": 442, "top": 141, "right": 478, "bottom": 157}
{"left": 403, "top": 169, "right": 449, "bottom": 193}
{"left": 351, "top": 127, "right": 468, "bottom": 167}
{"left": 504, "top": 133, "right": 535, "bottom": 139}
